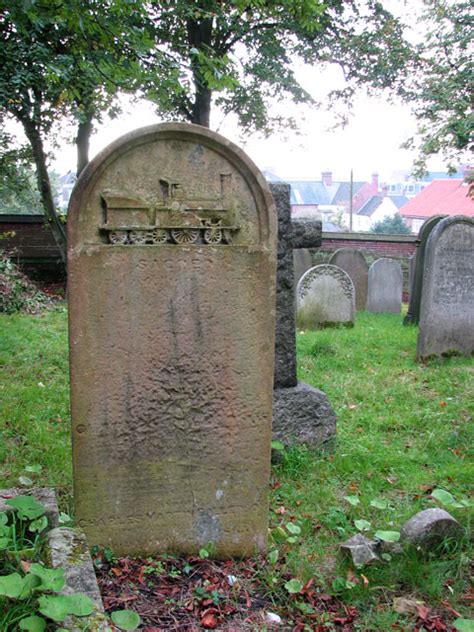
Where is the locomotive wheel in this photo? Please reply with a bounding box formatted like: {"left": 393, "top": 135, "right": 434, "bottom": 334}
{"left": 109, "top": 230, "right": 128, "bottom": 245}
{"left": 129, "top": 230, "right": 147, "bottom": 244}
{"left": 151, "top": 228, "right": 168, "bottom": 244}
{"left": 203, "top": 228, "right": 223, "bottom": 244}
{"left": 171, "top": 228, "right": 199, "bottom": 244}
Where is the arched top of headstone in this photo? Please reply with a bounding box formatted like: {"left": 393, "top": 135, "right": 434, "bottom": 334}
{"left": 298, "top": 264, "right": 354, "bottom": 301}
{"left": 329, "top": 248, "right": 368, "bottom": 270}
{"left": 68, "top": 122, "right": 276, "bottom": 251}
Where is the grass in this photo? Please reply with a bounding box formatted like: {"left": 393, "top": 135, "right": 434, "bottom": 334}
{"left": 0, "top": 307, "right": 473, "bottom": 629}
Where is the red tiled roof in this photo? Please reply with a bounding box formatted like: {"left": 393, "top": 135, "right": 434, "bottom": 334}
{"left": 400, "top": 180, "right": 474, "bottom": 218}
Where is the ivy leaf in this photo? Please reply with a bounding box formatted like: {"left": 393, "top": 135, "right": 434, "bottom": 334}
{"left": 5, "top": 496, "right": 45, "bottom": 520}
{"left": 268, "top": 549, "right": 279, "bottom": 564}
{"left": 454, "top": 620, "right": 474, "bottom": 632}
{"left": 344, "top": 495, "right": 360, "bottom": 506}
{"left": 66, "top": 593, "right": 95, "bottom": 617}
{"left": 0, "top": 512, "right": 8, "bottom": 525}
{"left": 18, "top": 476, "right": 34, "bottom": 487}
{"left": 374, "top": 530, "right": 400, "bottom": 542}
{"left": 111, "top": 610, "right": 142, "bottom": 630}
{"left": 370, "top": 499, "right": 388, "bottom": 510}
{"left": 271, "top": 440, "right": 285, "bottom": 451}
{"left": 431, "top": 489, "right": 455, "bottom": 506}
{"left": 38, "top": 594, "right": 70, "bottom": 622}
{"left": 25, "top": 464, "right": 43, "bottom": 474}
{"left": 18, "top": 615, "right": 47, "bottom": 631}
{"left": 18, "top": 573, "right": 42, "bottom": 600}
{"left": 30, "top": 564, "right": 66, "bottom": 592}
{"left": 354, "top": 519, "right": 371, "bottom": 532}
{"left": 284, "top": 579, "right": 303, "bottom": 594}
{"left": 286, "top": 523, "right": 301, "bottom": 535}
{"left": 29, "top": 516, "right": 48, "bottom": 533}
{"left": 0, "top": 573, "right": 24, "bottom": 598}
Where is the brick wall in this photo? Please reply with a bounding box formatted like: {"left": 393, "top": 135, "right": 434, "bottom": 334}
{"left": 0, "top": 215, "right": 65, "bottom": 282}
{"left": 320, "top": 231, "right": 417, "bottom": 258}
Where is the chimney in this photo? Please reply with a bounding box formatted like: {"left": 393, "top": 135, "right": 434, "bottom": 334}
{"left": 371, "top": 172, "right": 379, "bottom": 193}
{"left": 321, "top": 171, "right": 332, "bottom": 186}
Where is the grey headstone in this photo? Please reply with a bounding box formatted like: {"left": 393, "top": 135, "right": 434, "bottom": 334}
{"left": 417, "top": 215, "right": 474, "bottom": 360}
{"left": 297, "top": 264, "right": 355, "bottom": 329}
{"left": 367, "top": 258, "right": 403, "bottom": 314}
{"left": 400, "top": 508, "right": 463, "bottom": 549}
{"left": 329, "top": 248, "right": 369, "bottom": 311}
{"left": 404, "top": 215, "right": 446, "bottom": 326}
{"left": 293, "top": 248, "right": 313, "bottom": 290}
{"left": 272, "top": 383, "right": 336, "bottom": 447}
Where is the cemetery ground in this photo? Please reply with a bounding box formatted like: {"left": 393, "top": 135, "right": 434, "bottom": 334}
{"left": 1, "top": 306, "right": 473, "bottom": 631}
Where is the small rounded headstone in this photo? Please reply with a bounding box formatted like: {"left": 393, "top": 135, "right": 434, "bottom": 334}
{"left": 367, "top": 258, "right": 403, "bottom": 314}
{"left": 400, "top": 508, "right": 463, "bottom": 549}
{"left": 296, "top": 264, "right": 355, "bottom": 329}
{"left": 329, "top": 248, "right": 369, "bottom": 311}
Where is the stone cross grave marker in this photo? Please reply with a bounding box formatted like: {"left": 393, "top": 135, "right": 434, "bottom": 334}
{"left": 329, "top": 248, "right": 369, "bottom": 311}
{"left": 367, "top": 258, "right": 403, "bottom": 314}
{"left": 270, "top": 183, "right": 336, "bottom": 447}
{"left": 67, "top": 123, "right": 277, "bottom": 557}
{"left": 404, "top": 215, "right": 447, "bottom": 326}
{"left": 417, "top": 215, "right": 474, "bottom": 360}
{"left": 296, "top": 264, "right": 355, "bottom": 330}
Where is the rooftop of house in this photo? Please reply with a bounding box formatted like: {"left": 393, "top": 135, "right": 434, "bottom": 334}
{"left": 357, "top": 195, "right": 384, "bottom": 216}
{"left": 389, "top": 195, "right": 409, "bottom": 209}
{"left": 400, "top": 179, "right": 474, "bottom": 218}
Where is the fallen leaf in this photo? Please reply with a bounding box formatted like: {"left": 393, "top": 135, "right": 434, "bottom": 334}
{"left": 201, "top": 612, "right": 218, "bottom": 629}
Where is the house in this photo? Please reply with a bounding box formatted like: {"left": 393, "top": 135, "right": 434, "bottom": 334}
{"left": 353, "top": 192, "right": 402, "bottom": 231}
{"left": 400, "top": 179, "right": 474, "bottom": 234}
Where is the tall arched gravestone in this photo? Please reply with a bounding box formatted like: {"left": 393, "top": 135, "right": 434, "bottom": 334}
{"left": 329, "top": 248, "right": 368, "bottom": 311}
{"left": 367, "top": 258, "right": 402, "bottom": 314}
{"left": 296, "top": 264, "right": 355, "bottom": 329}
{"left": 417, "top": 216, "right": 474, "bottom": 360}
{"left": 67, "top": 123, "right": 277, "bottom": 557}
{"left": 404, "top": 215, "right": 447, "bottom": 326}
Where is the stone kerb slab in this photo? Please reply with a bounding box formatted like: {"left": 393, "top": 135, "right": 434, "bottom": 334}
{"left": 329, "top": 248, "right": 368, "bottom": 311}
{"left": 297, "top": 264, "right": 355, "bottom": 330}
{"left": 404, "top": 215, "right": 446, "bottom": 326}
{"left": 67, "top": 123, "right": 277, "bottom": 557}
{"left": 367, "top": 258, "right": 403, "bottom": 314}
{"left": 417, "top": 215, "right": 474, "bottom": 360}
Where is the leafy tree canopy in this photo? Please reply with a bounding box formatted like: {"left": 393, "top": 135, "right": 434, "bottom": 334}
{"left": 148, "top": 0, "right": 413, "bottom": 132}
{"left": 402, "top": 0, "right": 473, "bottom": 175}
{"left": 371, "top": 213, "right": 411, "bottom": 235}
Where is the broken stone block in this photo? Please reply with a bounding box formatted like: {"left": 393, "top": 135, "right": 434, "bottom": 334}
{"left": 400, "top": 508, "right": 464, "bottom": 549}
{"left": 340, "top": 533, "right": 380, "bottom": 566}
{"left": 47, "top": 527, "right": 108, "bottom": 631}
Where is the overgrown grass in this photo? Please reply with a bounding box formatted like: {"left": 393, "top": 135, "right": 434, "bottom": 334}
{"left": 0, "top": 308, "right": 472, "bottom": 628}
{"left": 270, "top": 311, "right": 473, "bottom": 624}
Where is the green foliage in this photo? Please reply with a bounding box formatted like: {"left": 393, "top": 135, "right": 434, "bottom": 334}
{"left": 0, "top": 129, "right": 42, "bottom": 215}
{"left": 111, "top": 609, "right": 142, "bottom": 630}
{"left": 402, "top": 0, "right": 473, "bottom": 174}
{"left": 148, "top": 1, "right": 413, "bottom": 130}
{"left": 371, "top": 213, "right": 411, "bottom": 235}
{"left": 0, "top": 252, "right": 55, "bottom": 314}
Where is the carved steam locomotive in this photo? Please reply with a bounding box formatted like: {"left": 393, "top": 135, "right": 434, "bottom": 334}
{"left": 101, "top": 173, "right": 240, "bottom": 245}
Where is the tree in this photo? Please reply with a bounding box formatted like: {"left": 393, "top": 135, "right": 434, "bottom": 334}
{"left": 402, "top": 0, "right": 473, "bottom": 174}
{"left": 0, "top": 127, "right": 42, "bottom": 214}
{"left": 148, "top": 1, "right": 413, "bottom": 132}
{"left": 371, "top": 213, "right": 411, "bottom": 235}
{"left": 0, "top": 0, "right": 175, "bottom": 261}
